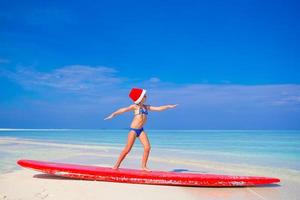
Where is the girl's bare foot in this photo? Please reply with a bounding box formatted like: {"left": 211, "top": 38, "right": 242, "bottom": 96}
{"left": 112, "top": 166, "right": 119, "bottom": 170}
{"left": 142, "top": 167, "right": 151, "bottom": 172}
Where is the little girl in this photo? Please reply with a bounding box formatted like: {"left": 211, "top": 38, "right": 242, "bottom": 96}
{"left": 104, "top": 88, "right": 177, "bottom": 171}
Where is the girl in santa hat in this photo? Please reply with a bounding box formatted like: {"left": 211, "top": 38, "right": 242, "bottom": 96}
{"left": 104, "top": 88, "right": 177, "bottom": 171}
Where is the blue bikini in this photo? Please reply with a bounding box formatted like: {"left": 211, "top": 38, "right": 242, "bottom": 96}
{"left": 129, "top": 127, "right": 144, "bottom": 137}
{"left": 130, "top": 107, "right": 148, "bottom": 137}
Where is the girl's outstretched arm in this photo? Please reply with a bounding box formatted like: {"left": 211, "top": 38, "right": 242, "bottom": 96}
{"left": 104, "top": 105, "right": 135, "bottom": 120}
{"left": 148, "top": 104, "right": 178, "bottom": 112}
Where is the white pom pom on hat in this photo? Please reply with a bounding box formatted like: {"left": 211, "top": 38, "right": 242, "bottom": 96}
{"left": 129, "top": 88, "right": 147, "bottom": 104}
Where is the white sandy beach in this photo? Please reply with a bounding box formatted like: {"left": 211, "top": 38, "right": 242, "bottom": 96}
{"left": 1, "top": 169, "right": 300, "bottom": 200}
{"left": 1, "top": 137, "right": 300, "bottom": 200}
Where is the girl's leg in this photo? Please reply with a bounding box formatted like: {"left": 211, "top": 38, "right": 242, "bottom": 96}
{"left": 113, "top": 131, "right": 136, "bottom": 169}
{"left": 138, "top": 131, "right": 151, "bottom": 171}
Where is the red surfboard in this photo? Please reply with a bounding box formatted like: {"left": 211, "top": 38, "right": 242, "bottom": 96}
{"left": 17, "top": 160, "right": 280, "bottom": 187}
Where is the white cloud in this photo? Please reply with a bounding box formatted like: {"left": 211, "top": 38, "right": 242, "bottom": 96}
{"left": 148, "top": 77, "right": 160, "bottom": 83}
{"left": 2, "top": 65, "right": 300, "bottom": 111}
{"left": 2, "top": 65, "right": 123, "bottom": 95}
{"left": 145, "top": 83, "right": 300, "bottom": 112}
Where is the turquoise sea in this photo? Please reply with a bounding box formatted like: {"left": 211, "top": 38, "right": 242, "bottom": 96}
{"left": 1, "top": 129, "right": 300, "bottom": 175}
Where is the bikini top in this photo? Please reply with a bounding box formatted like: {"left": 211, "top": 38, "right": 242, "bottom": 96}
{"left": 134, "top": 106, "right": 148, "bottom": 116}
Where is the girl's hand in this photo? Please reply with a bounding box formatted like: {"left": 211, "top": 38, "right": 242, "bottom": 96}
{"left": 169, "top": 104, "right": 178, "bottom": 109}
{"left": 104, "top": 114, "right": 114, "bottom": 120}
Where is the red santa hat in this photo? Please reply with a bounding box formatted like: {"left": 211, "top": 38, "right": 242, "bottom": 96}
{"left": 129, "top": 88, "right": 147, "bottom": 104}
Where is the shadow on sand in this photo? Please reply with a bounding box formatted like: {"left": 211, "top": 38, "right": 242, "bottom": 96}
{"left": 33, "top": 173, "right": 79, "bottom": 181}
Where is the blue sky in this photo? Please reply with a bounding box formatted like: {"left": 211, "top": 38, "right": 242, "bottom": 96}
{"left": 0, "top": 0, "right": 299, "bottom": 129}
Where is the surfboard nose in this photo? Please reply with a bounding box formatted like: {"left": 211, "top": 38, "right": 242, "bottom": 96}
{"left": 17, "top": 159, "right": 26, "bottom": 167}
{"left": 17, "top": 159, "right": 32, "bottom": 168}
